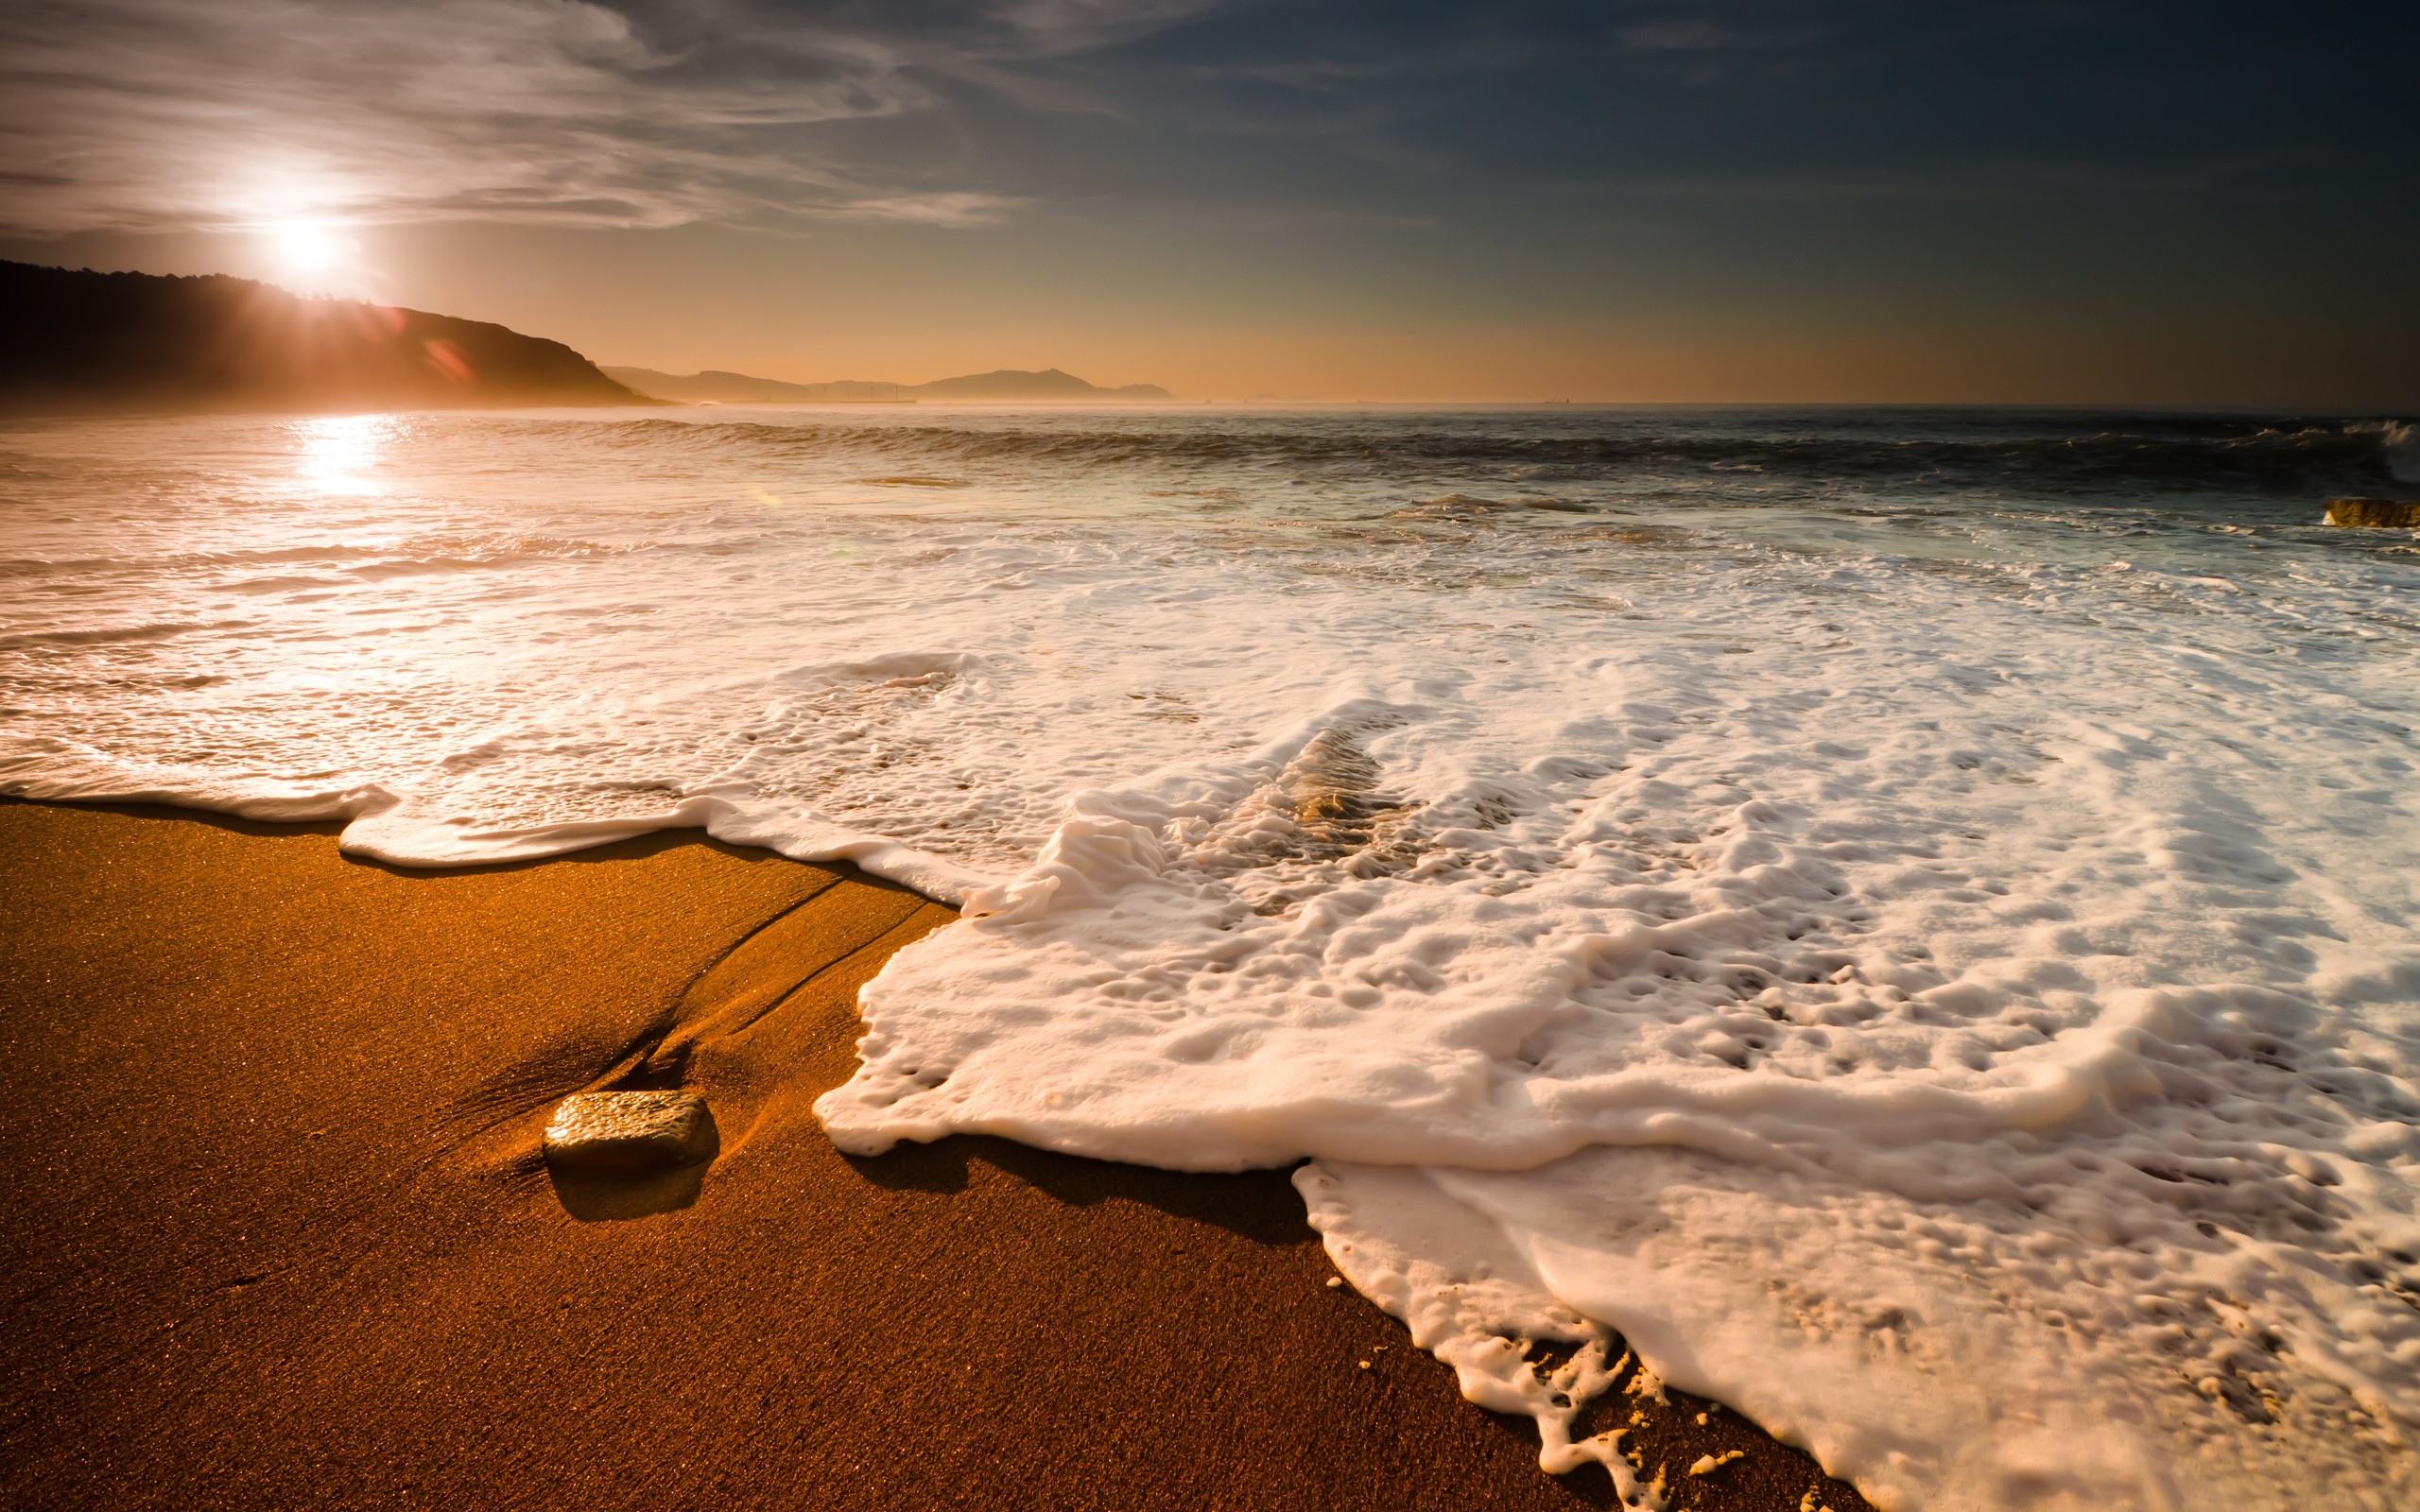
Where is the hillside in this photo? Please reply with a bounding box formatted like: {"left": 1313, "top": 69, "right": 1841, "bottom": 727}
{"left": 912, "top": 368, "right": 1172, "bottom": 401}
{"left": 604, "top": 365, "right": 1172, "bottom": 404}
{"left": 601, "top": 369, "right": 911, "bottom": 404}
{"left": 0, "top": 262, "right": 651, "bottom": 416}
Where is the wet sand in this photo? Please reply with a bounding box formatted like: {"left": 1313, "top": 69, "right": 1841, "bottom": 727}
{"left": 0, "top": 799, "right": 1870, "bottom": 1512}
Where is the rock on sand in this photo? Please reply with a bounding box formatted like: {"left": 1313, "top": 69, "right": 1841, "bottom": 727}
{"left": 543, "top": 1091, "right": 717, "bottom": 1174}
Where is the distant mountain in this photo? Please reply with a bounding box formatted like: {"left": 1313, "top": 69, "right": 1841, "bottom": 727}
{"left": 0, "top": 262, "right": 651, "bottom": 416}
{"left": 600, "top": 369, "right": 911, "bottom": 404}
{"left": 909, "top": 368, "right": 1173, "bottom": 401}
{"left": 604, "top": 365, "right": 1173, "bottom": 404}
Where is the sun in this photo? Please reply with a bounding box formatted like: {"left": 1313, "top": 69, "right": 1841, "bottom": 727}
{"left": 251, "top": 212, "right": 375, "bottom": 295}
{"left": 274, "top": 222, "right": 340, "bottom": 273}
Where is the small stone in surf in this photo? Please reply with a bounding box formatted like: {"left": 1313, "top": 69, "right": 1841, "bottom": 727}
{"left": 543, "top": 1091, "right": 717, "bottom": 1175}
{"left": 2325, "top": 498, "right": 2420, "bottom": 527}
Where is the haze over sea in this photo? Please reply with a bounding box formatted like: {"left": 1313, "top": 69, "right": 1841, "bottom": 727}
{"left": 5, "top": 404, "right": 2418, "bottom": 1508}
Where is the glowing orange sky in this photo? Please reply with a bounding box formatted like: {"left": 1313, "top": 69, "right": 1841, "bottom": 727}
{"left": 11, "top": 215, "right": 2396, "bottom": 410}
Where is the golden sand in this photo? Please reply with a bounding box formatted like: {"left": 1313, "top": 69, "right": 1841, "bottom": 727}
{"left": 0, "top": 799, "right": 1867, "bottom": 1511}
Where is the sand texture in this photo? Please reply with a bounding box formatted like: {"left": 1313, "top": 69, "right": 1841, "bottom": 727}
{"left": 0, "top": 799, "right": 1870, "bottom": 1512}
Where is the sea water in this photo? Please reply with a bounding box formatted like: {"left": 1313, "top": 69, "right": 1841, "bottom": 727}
{"left": 4, "top": 406, "right": 2416, "bottom": 1508}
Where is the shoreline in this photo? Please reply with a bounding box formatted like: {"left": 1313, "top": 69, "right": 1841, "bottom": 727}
{"left": 0, "top": 798, "right": 1869, "bottom": 1511}
{"left": 0, "top": 741, "right": 994, "bottom": 903}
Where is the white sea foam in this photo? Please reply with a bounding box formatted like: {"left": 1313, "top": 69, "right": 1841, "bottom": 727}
{"left": 4, "top": 406, "right": 2416, "bottom": 1509}
{"left": 2383, "top": 421, "right": 2420, "bottom": 484}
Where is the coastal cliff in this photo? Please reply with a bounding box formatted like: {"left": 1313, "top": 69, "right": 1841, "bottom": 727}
{"left": 0, "top": 262, "right": 651, "bottom": 416}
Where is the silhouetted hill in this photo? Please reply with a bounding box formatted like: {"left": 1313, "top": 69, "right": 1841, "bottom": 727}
{"left": 604, "top": 365, "right": 1172, "bottom": 404}
{"left": 601, "top": 369, "right": 911, "bottom": 404}
{"left": 911, "top": 368, "right": 1172, "bottom": 401}
{"left": 0, "top": 262, "right": 651, "bottom": 416}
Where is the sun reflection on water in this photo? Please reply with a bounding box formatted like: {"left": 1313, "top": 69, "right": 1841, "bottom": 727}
{"left": 292, "top": 414, "right": 400, "bottom": 496}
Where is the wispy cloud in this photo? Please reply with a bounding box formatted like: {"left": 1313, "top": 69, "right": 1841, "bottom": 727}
{"left": 1615, "top": 18, "right": 1820, "bottom": 54}
{"left": 0, "top": 0, "right": 1221, "bottom": 236}
{"left": 821, "top": 191, "right": 1033, "bottom": 226}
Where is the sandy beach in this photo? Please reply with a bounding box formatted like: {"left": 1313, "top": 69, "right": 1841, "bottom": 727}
{"left": 0, "top": 798, "right": 1869, "bottom": 1511}
{"left": 7, "top": 7, "right": 2416, "bottom": 1503}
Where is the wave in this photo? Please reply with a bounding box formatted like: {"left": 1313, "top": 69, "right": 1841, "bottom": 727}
{"left": 501, "top": 410, "right": 2420, "bottom": 501}
{"left": 0, "top": 732, "right": 994, "bottom": 902}
{"left": 2386, "top": 420, "right": 2420, "bottom": 483}
{"left": 0, "top": 535, "right": 640, "bottom": 583}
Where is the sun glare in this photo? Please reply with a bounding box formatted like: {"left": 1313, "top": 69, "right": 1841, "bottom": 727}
{"left": 275, "top": 222, "right": 340, "bottom": 273}
{"left": 257, "top": 217, "right": 376, "bottom": 296}
{"left": 294, "top": 414, "right": 396, "bottom": 496}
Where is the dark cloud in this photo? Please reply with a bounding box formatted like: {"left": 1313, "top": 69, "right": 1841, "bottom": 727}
{"left": 1614, "top": 17, "right": 1820, "bottom": 53}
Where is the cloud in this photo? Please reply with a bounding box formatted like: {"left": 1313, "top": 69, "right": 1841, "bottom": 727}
{"left": 1615, "top": 18, "right": 1818, "bottom": 54}
{"left": 4, "top": 0, "right": 2385, "bottom": 260}
{"left": 821, "top": 191, "right": 1033, "bottom": 226}
{"left": 990, "top": 0, "right": 1235, "bottom": 55}
{"left": 0, "top": 0, "right": 1222, "bottom": 236}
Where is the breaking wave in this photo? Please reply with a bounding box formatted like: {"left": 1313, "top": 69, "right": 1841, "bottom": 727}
{"left": 541, "top": 408, "right": 2420, "bottom": 503}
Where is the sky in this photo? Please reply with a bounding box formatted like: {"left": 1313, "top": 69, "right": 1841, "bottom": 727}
{"left": 3, "top": 0, "right": 2416, "bottom": 404}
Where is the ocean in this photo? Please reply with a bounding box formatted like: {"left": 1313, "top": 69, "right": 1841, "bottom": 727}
{"left": 5, "top": 405, "right": 2417, "bottom": 1508}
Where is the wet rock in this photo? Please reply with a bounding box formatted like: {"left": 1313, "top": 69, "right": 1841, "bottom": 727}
{"left": 2325, "top": 498, "right": 2420, "bottom": 527}
{"left": 543, "top": 1091, "right": 717, "bottom": 1175}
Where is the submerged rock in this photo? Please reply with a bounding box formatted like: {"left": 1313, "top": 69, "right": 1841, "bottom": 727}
{"left": 543, "top": 1091, "right": 717, "bottom": 1175}
{"left": 2325, "top": 498, "right": 2420, "bottom": 527}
